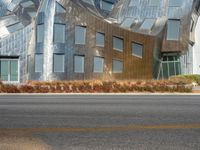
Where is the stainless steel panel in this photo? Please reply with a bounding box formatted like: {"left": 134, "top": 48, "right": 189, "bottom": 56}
{"left": 0, "top": 0, "right": 200, "bottom": 82}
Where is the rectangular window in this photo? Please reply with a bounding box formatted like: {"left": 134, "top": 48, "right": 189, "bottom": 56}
{"left": 7, "top": 22, "right": 24, "bottom": 33}
{"left": 74, "top": 55, "right": 84, "bottom": 73}
{"left": 10, "top": 60, "right": 18, "bottom": 81}
{"left": 112, "top": 59, "right": 123, "bottom": 73}
{"left": 37, "top": 24, "right": 44, "bottom": 43}
{"left": 55, "top": 2, "right": 66, "bottom": 13}
{"left": 161, "top": 55, "right": 181, "bottom": 79}
{"left": 149, "top": 0, "right": 160, "bottom": 6}
{"left": 0, "top": 59, "right": 19, "bottom": 82}
{"left": 113, "top": 36, "right": 123, "bottom": 52}
{"left": 28, "top": 12, "right": 36, "bottom": 18}
{"left": 35, "top": 54, "right": 43, "bottom": 72}
{"left": 132, "top": 42, "right": 143, "bottom": 58}
{"left": 169, "top": 0, "right": 182, "bottom": 7}
{"left": 0, "top": 60, "right": 9, "bottom": 81}
{"left": 75, "top": 26, "right": 86, "bottom": 45}
{"left": 93, "top": 57, "right": 104, "bottom": 73}
{"left": 82, "top": 0, "right": 95, "bottom": 5}
{"left": 101, "top": 0, "right": 113, "bottom": 11}
{"left": 140, "top": 19, "right": 155, "bottom": 30}
{"left": 121, "top": 18, "right": 134, "bottom": 28}
{"left": 21, "top": 1, "right": 34, "bottom": 7}
{"left": 37, "top": 12, "right": 45, "bottom": 24}
{"left": 129, "top": 0, "right": 140, "bottom": 6}
{"left": 54, "top": 24, "right": 65, "bottom": 43}
{"left": 168, "top": 7, "right": 182, "bottom": 19}
{"left": 53, "top": 54, "right": 65, "bottom": 72}
{"left": 96, "top": 32, "right": 105, "bottom": 47}
{"left": 167, "top": 19, "right": 180, "bottom": 40}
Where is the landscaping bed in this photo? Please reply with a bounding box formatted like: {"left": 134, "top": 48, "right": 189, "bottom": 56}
{"left": 0, "top": 79, "right": 193, "bottom": 93}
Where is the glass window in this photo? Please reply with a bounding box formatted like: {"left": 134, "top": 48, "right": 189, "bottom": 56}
{"left": 82, "top": 0, "right": 95, "bottom": 5}
{"left": 161, "top": 55, "right": 181, "bottom": 79}
{"left": 10, "top": 60, "right": 18, "bottom": 81}
{"left": 169, "top": 62, "right": 175, "bottom": 76}
{"left": 35, "top": 54, "right": 43, "bottom": 72}
{"left": 129, "top": 0, "right": 140, "bottom": 6}
{"left": 54, "top": 24, "right": 65, "bottom": 43}
{"left": 53, "top": 54, "right": 65, "bottom": 72}
{"left": 7, "top": 22, "right": 24, "bottom": 33}
{"left": 75, "top": 26, "right": 86, "bottom": 45}
{"left": 0, "top": 60, "right": 9, "bottom": 81}
{"left": 74, "top": 55, "right": 84, "bottom": 73}
{"left": 175, "top": 62, "right": 181, "bottom": 75}
{"left": 140, "top": 19, "right": 155, "bottom": 30}
{"left": 149, "top": 0, "right": 160, "bottom": 6}
{"left": 112, "top": 59, "right": 123, "bottom": 73}
{"left": 0, "top": 59, "right": 19, "bottom": 82}
{"left": 162, "top": 63, "right": 168, "bottom": 79}
{"left": 121, "top": 18, "right": 134, "bottom": 27}
{"left": 28, "top": 11, "right": 36, "bottom": 18}
{"left": 93, "top": 57, "right": 104, "bottom": 73}
{"left": 37, "top": 24, "right": 44, "bottom": 43}
{"left": 169, "top": 0, "right": 182, "bottom": 7}
{"left": 101, "top": 0, "right": 113, "bottom": 11}
{"left": 167, "top": 19, "right": 180, "bottom": 40}
{"left": 96, "top": 32, "right": 105, "bottom": 47}
{"left": 55, "top": 2, "right": 66, "bottom": 13}
{"left": 132, "top": 42, "right": 143, "bottom": 58}
{"left": 168, "top": 7, "right": 182, "bottom": 19}
{"left": 37, "top": 12, "right": 45, "bottom": 24}
{"left": 113, "top": 36, "right": 123, "bottom": 52}
{"left": 20, "top": 1, "right": 34, "bottom": 8}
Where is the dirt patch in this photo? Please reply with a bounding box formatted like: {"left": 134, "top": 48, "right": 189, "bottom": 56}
{"left": 0, "top": 131, "right": 51, "bottom": 150}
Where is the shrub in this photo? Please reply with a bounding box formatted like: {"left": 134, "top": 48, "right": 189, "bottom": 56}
{"left": 19, "top": 85, "right": 34, "bottom": 93}
{"left": 1, "top": 84, "right": 20, "bottom": 93}
{"left": 0, "top": 79, "right": 193, "bottom": 93}
{"left": 170, "top": 74, "right": 200, "bottom": 85}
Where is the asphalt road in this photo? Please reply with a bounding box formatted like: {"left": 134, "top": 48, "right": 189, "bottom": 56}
{"left": 0, "top": 95, "right": 200, "bottom": 150}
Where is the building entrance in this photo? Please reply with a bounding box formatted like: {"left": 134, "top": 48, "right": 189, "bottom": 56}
{"left": 157, "top": 54, "right": 181, "bottom": 79}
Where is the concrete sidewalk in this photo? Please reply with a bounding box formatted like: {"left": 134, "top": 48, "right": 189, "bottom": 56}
{"left": 192, "top": 86, "right": 200, "bottom": 93}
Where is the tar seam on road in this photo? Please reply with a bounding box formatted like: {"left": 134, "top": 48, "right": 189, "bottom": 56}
{"left": 1, "top": 124, "right": 200, "bottom": 133}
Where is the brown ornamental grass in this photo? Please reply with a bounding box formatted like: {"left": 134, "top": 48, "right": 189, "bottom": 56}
{"left": 0, "top": 79, "right": 193, "bottom": 93}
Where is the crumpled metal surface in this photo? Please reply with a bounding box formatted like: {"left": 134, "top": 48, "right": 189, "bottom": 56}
{"left": 0, "top": 0, "right": 200, "bottom": 82}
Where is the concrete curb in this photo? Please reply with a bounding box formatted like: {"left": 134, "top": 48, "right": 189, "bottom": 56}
{"left": 0, "top": 93, "right": 200, "bottom": 96}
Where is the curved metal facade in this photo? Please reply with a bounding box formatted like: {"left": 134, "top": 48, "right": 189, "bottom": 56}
{"left": 0, "top": 0, "right": 200, "bottom": 82}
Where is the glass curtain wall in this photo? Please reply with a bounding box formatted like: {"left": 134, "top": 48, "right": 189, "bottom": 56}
{"left": 158, "top": 54, "right": 181, "bottom": 79}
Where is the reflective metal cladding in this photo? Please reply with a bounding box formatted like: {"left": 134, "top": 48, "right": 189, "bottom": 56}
{"left": 0, "top": 0, "right": 200, "bottom": 83}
